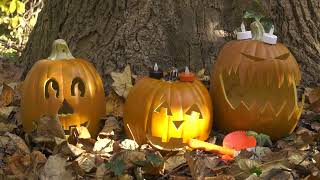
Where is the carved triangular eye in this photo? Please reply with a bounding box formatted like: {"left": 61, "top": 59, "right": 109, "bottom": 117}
{"left": 186, "top": 104, "right": 203, "bottom": 119}
{"left": 154, "top": 101, "right": 172, "bottom": 116}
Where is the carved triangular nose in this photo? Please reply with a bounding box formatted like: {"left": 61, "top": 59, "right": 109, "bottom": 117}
{"left": 173, "top": 121, "right": 183, "bottom": 129}
{"left": 58, "top": 99, "right": 74, "bottom": 114}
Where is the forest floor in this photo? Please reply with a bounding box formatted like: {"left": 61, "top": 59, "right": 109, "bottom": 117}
{"left": 0, "top": 59, "right": 319, "bottom": 180}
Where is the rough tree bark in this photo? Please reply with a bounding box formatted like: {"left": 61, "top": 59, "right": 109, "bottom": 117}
{"left": 19, "top": 0, "right": 320, "bottom": 90}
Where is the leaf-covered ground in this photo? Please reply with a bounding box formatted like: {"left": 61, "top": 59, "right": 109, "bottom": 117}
{"left": 0, "top": 60, "right": 319, "bottom": 180}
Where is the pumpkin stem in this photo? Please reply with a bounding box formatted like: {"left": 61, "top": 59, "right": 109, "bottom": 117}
{"left": 250, "top": 19, "right": 265, "bottom": 41}
{"left": 48, "top": 39, "right": 75, "bottom": 60}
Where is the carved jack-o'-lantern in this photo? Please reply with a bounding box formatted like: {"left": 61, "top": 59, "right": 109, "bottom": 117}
{"left": 21, "top": 39, "right": 106, "bottom": 137}
{"left": 210, "top": 37, "right": 304, "bottom": 139}
{"left": 124, "top": 74, "right": 213, "bottom": 150}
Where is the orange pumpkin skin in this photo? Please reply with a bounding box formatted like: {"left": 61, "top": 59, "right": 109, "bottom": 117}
{"left": 124, "top": 77, "right": 213, "bottom": 150}
{"left": 21, "top": 39, "right": 105, "bottom": 138}
{"left": 210, "top": 40, "right": 304, "bottom": 139}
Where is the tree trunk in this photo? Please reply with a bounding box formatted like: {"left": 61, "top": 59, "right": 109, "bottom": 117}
{"left": 270, "top": 0, "right": 320, "bottom": 86}
{"left": 19, "top": 0, "right": 320, "bottom": 90}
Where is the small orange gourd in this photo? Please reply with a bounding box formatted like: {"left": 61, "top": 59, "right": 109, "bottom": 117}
{"left": 21, "top": 39, "right": 106, "bottom": 138}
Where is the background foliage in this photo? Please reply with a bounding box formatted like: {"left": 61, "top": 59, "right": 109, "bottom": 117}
{"left": 0, "top": 0, "right": 42, "bottom": 59}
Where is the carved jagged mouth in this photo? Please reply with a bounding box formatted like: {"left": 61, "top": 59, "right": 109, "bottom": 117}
{"left": 146, "top": 134, "right": 189, "bottom": 150}
{"left": 58, "top": 99, "right": 74, "bottom": 117}
{"left": 219, "top": 74, "right": 300, "bottom": 119}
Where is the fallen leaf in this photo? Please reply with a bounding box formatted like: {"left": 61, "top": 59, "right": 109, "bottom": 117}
{"left": 305, "top": 87, "right": 320, "bottom": 104}
{"left": 53, "top": 138, "right": 85, "bottom": 157}
{"left": 96, "top": 164, "right": 108, "bottom": 180}
{"left": 0, "top": 83, "right": 14, "bottom": 107}
{"left": 0, "top": 122, "right": 16, "bottom": 133}
{"left": 98, "top": 116, "right": 122, "bottom": 139}
{"left": 165, "top": 153, "right": 186, "bottom": 171}
{"left": 35, "top": 115, "right": 65, "bottom": 139}
{"left": 75, "top": 153, "right": 96, "bottom": 173}
{"left": 5, "top": 132, "right": 30, "bottom": 154}
{"left": 4, "top": 151, "right": 46, "bottom": 178}
{"left": 306, "top": 87, "right": 320, "bottom": 112}
{"left": 185, "top": 152, "right": 222, "bottom": 179}
{"left": 106, "top": 158, "right": 126, "bottom": 176}
{"left": 107, "top": 150, "right": 164, "bottom": 176}
{"left": 311, "top": 122, "right": 320, "bottom": 132}
{"left": 0, "top": 106, "right": 18, "bottom": 121}
{"left": 93, "top": 138, "right": 114, "bottom": 153}
{"left": 39, "top": 154, "right": 73, "bottom": 180}
{"left": 237, "top": 159, "right": 260, "bottom": 172}
{"left": 105, "top": 90, "right": 125, "bottom": 117}
{"left": 111, "top": 65, "right": 133, "bottom": 98}
{"left": 260, "top": 165, "right": 293, "bottom": 180}
{"left": 246, "top": 131, "right": 272, "bottom": 147}
{"left": 119, "top": 139, "right": 139, "bottom": 150}
{"left": 313, "top": 153, "right": 320, "bottom": 170}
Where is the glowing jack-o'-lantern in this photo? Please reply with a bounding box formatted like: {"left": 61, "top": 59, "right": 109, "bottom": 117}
{"left": 124, "top": 70, "right": 213, "bottom": 150}
{"left": 21, "top": 39, "right": 106, "bottom": 138}
{"left": 210, "top": 26, "right": 304, "bottom": 139}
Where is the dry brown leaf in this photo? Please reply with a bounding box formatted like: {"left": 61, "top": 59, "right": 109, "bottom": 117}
{"left": 0, "top": 122, "right": 16, "bottom": 133}
{"left": 0, "top": 61, "right": 22, "bottom": 84}
{"left": 111, "top": 65, "right": 133, "bottom": 98}
{"left": 105, "top": 89, "right": 125, "bottom": 117}
{"left": 98, "top": 116, "right": 122, "bottom": 138}
{"left": 35, "top": 115, "right": 65, "bottom": 139}
{"left": 311, "top": 122, "right": 320, "bottom": 132}
{"left": 0, "top": 83, "right": 14, "bottom": 107}
{"left": 75, "top": 153, "right": 96, "bottom": 173}
{"left": 0, "top": 106, "right": 18, "bottom": 121}
{"left": 260, "top": 164, "right": 293, "bottom": 180}
{"left": 93, "top": 138, "right": 114, "bottom": 153}
{"left": 5, "top": 132, "right": 30, "bottom": 154}
{"left": 306, "top": 87, "right": 320, "bottom": 104}
{"left": 119, "top": 139, "right": 139, "bottom": 150}
{"left": 40, "top": 154, "right": 73, "bottom": 180}
{"left": 314, "top": 153, "right": 320, "bottom": 170}
{"left": 237, "top": 159, "right": 260, "bottom": 172}
{"left": 4, "top": 151, "right": 46, "bottom": 178}
{"left": 165, "top": 153, "right": 186, "bottom": 171}
{"left": 305, "top": 87, "right": 320, "bottom": 112}
{"left": 53, "top": 138, "right": 85, "bottom": 157}
{"left": 185, "top": 152, "right": 222, "bottom": 179}
{"left": 96, "top": 163, "right": 107, "bottom": 180}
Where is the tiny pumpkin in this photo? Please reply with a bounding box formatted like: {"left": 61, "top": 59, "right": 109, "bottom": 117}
{"left": 21, "top": 39, "right": 106, "bottom": 138}
{"left": 210, "top": 29, "right": 304, "bottom": 139}
{"left": 124, "top": 76, "right": 213, "bottom": 150}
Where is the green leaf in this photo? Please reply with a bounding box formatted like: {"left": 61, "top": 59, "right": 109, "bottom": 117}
{"left": 246, "top": 131, "right": 272, "bottom": 147}
{"left": 250, "top": 166, "right": 262, "bottom": 176}
{"left": 105, "top": 159, "right": 125, "bottom": 176}
{"left": 9, "top": 0, "right": 17, "bottom": 14}
{"left": 16, "top": 1, "right": 25, "bottom": 14}
{"left": 146, "top": 153, "right": 164, "bottom": 167}
{"left": 10, "top": 15, "right": 19, "bottom": 28}
{"left": 244, "top": 10, "right": 263, "bottom": 21}
{"left": 29, "top": 15, "right": 37, "bottom": 27}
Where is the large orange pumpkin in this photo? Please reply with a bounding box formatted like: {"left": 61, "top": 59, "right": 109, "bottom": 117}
{"left": 210, "top": 39, "right": 304, "bottom": 139}
{"left": 124, "top": 77, "right": 213, "bottom": 150}
{"left": 21, "top": 39, "right": 106, "bottom": 138}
